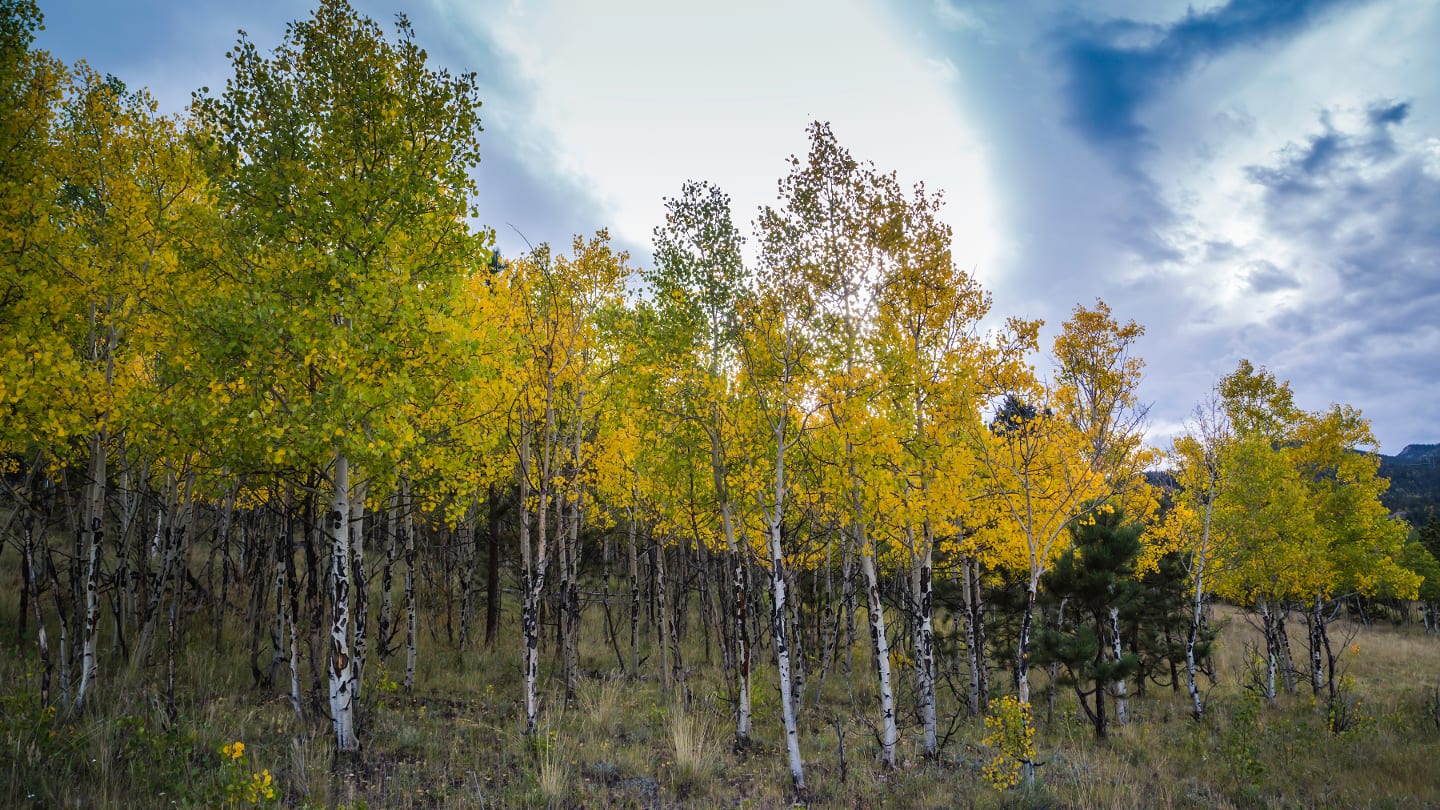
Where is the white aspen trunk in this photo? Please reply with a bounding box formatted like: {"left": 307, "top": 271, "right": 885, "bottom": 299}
{"left": 1186, "top": 483, "right": 1214, "bottom": 720}
{"left": 1018, "top": 577, "right": 1040, "bottom": 787}
{"left": 73, "top": 303, "right": 114, "bottom": 694}
{"left": 327, "top": 453, "right": 359, "bottom": 752}
{"left": 712, "top": 423, "right": 751, "bottom": 745}
{"left": 911, "top": 537, "right": 937, "bottom": 757}
{"left": 24, "top": 514, "right": 53, "bottom": 706}
{"left": 1017, "top": 578, "right": 1037, "bottom": 705}
{"left": 910, "top": 395, "right": 938, "bottom": 756}
{"left": 1309, "top": 596, "right": 1326, "bottom": 697}
{"left": 975, "top": 566, "right": 990, "bottom": 706}
{"left": 557, "top": 485, "right": 573, "bottom": 689}
{"left": 134, "top": 476, "right": 184, "bottom": 667}
{"left": 378, "top": 493, "right": 397, "bottom": 659}
{"left": 57, "top": 586, "right": 70, "bottom": 707}
{"left": 519, "top": 413, "right": 549, "bottom": 735}
{"left": 961, "top": 557, "right": 982, "bottom": 716}
{"left": 213, "top": 484, "right": 238, "bottom": 650}
{"left": 847, "top": 441, "right": 896, "bottom": 769}
{"left": 402, "top": 479, "right": 417, "bottom": 694}
{"left": 270, "top": 539, "right": 286, "bottom": 689}
{"left": 770, "top": 521, "right": 804, "bottom": 791}
{"left": 732, "top": 548, "right": 752, "bottom": 744}
{"left": 277, "top": 494, "right": 304, "bottom": 721}
{"left": 1317, "top": 600, "right": 1337, "bottom": 700}
{"left": 458, "top": 517, "right": 476, "bottom": 648}
{"left": 562, "top": 386, "right": 584, "bottom": 701}
{"left": 657, "top": 534, "right": 672, "bottom": 689}
{"left": 74, "top": 428, "right": 107, "bottom": 712}
{"left": 1109, "top": 605, "right": 1128, "bottom": 725}
{"left": 1275, "top": 604, "right": 1296, "bottom": 695}
{"left": 1259, "top": 599, "right": 1277, "bottom": 702}
{"left": 118, "top": 472, "right": 139, "bottom": 641}
{"left": 350, "top": 482, "right": 367, "bottom": 701}
{"left": 627, "top": 508, "right": 640, "bottom": 677}
{"left": 861, "top": 545, "right": 897, "bottom": 769}
{"left": 768, "top": 415, "right": 804, "bottom": 791}
{"left": 286, "top": 513, "right": 305, "bottom": 721}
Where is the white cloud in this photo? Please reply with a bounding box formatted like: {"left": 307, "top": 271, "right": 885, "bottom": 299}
{"left": 437, "top": 0, "right": 1004, "bottom": 275}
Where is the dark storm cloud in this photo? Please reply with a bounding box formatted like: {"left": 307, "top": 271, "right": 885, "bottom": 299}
{"left": 1244, "top": 260, "right": 1300, "bottom": 293}
{"left": 1051, "top": 0, "right": 1363, "bottom": 157}
{"left": 1204, "top": 240, "right": 1244, "bottom": 263}
{"left": 890, "top": 0, "right": 1437, "bottom": 450}
{"left": 38, "top": 0, "right": 622, "bottom": 262}
{"left": 1245, "top": 99, "right": 1413, "bottom": 200}
{"left": 1030, "top": 1, "right": 1369, "bottom": 277}
{"left": 1240, "top": 102, "right": 1440, "bottom": 447}
{"left": 388, "top": 3, "right": 622, "bottom": 258}
{"left": 1369, "top": 100, "right": 1411, "bottom": 127}
{"left": 307, "top": 1, "right": 630, "bottom": 260}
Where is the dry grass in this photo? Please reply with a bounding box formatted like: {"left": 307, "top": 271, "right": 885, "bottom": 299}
{"left": 667, "top": 703, "right": 717, "bottom": 796}
{"left": 576, "top": 674, "right": 625, "bottom": 736}
{"left": 3, "top": 573, "right": 1440, "bottom": 809}
{"left": 536, "top": 738, "right": 570, "bottom": 807}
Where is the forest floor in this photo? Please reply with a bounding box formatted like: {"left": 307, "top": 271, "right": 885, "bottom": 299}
{"left": 3, "top": 575, "right": 1440, "bottom": 809}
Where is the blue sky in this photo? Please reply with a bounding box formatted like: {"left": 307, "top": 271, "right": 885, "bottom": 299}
{"left": 35, "top": 0, "right": 1440, "bottom": 453}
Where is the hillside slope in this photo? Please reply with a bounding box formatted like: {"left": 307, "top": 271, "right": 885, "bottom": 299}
{"left": 1379, "top": 443, "right": 1440, "bottom": 523}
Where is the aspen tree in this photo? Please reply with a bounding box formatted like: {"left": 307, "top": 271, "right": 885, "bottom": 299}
{"left": 47, "top": 66, "right": 209, "bottom": 711}
{"left": 192, "top": 0, "right": 488, "bottom": 750}
{"left": 743, "top": 157, "right": 826, "bottom": 792}
{"left": 1211, "top": 364, "right": 1418, "bottom": 703}
{"left": 1209, "top": 361, "right": 1310, "bottom": 698}
{"left": 971, "top": 301, "right": 1150, "bottom": 719}
{"left": 648, "top": 180, "right": 754, "bottom": 743}
{"left": 785, "top": 124, "right": 903, "bottom": 769}
{"left": 509, "top": 234, "right": 631, "bottom": 732}
{"left": 1051, "top": 301, "right": 1157, "bottom": 725}
{"left": 1165, "top": 393, "right": 1231, "bottom": 719}
{"left": 0, "top": 0, "right": 72, "bottom": 471}
{"left": 1291, "top": 404, "right": 1416, "bottom": 701}
{"left": 869, "top": 173, "right": 994, "bottom": 757}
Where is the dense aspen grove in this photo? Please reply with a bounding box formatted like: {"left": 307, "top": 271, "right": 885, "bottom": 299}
{"left": 2, "top": 0, "right": 1432, "bottom": 801}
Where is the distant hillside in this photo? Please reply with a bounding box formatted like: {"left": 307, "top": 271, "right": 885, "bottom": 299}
{"left": 1378, "top": 444, "right": 1440, "bottom": 524}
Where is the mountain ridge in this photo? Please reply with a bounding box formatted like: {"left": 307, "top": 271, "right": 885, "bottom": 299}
{"left": 1379, "top": 443, "right": 1440, "bottom": 523}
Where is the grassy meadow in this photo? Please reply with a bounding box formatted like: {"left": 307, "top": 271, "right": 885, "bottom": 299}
{"left": 3, "top": 555, "right": 1440, "bottom": 809}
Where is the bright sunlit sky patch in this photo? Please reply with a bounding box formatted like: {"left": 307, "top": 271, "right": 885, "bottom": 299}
{"left": 36, "top": 0, "right": 1440, "bottom": 453}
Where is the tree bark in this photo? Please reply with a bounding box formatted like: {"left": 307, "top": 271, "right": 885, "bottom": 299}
{"left": 350, "top": 482, "right": 368, "bottom": 700}
{"left": 1258, "top": 599, "right": 1279, "bottom": 702}
{"left": 378, "top": 493, "right": 397, "bottom": 660}
{"left": 961, "top": 557, "right": 986, "bottom": 715}
{"left": 484, "top": 485, "right": 502, "bottom": 648}
{"left": 458, "top": 513, "right": 477, "bottom": 649}
{"left": 327, "top": 454, "right": 359, "bottom": 752}
{"left": 717, "top": 487, "right": 751, "bottom": 745}
{"left": 910, "top": 535, "right": 937, "bottom": 757}
{"left": 519, "top": 412, "right": 550, "bottom": 735}
{"left": 849, "top": 443, "right": 896, "bottom": 769}
{"left": 283, "top": 492, "right": 304, "bottom": 721}
{"left": 767, "top": 413, "right": 804, "bottom": 792}
{"left": 1017, "top": 578, "right": 1038, "bottom": 705}
{"left": 402, "top": 479, "right": 418, "bottom": 695}
{"left": 1109, "top": 605, "right": 1128, "bottom": 726}
{"left": 1186, "top": 483, "right": 1215, "bottom": 719}
{"left": 627, "top": 508, "right": 640, "bottom": 677}
{"left": 74, "top": 428, "right": 107, "bottom": 712}
{"left": 770, "top": 518, "right": 804, "bottom": 791}
{"left": 23, "top": 509, "right": 53, "bottom": 707}
{"left": 656, "top": 533, "right": 672, "bottom": 689}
